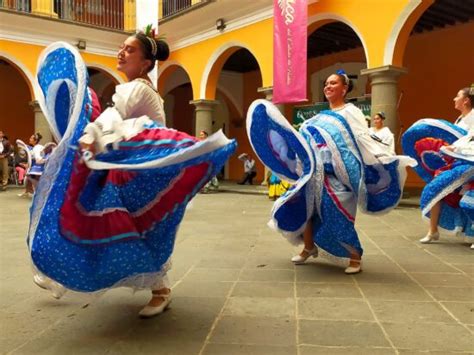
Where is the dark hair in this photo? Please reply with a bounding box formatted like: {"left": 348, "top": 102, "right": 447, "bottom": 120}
{"left": 33, "top": 132, "right": 42, "bottom": 143}
{"left": 460, "top": 87, "right": 474, "bottom": 107}
{"left": 332, "top": 73, "right": 353, "bottom": 96}
{"left": 375, "top": 111, "right": 386, "bottom": 120}
{"left": 134, "top": 33, "right": 170, "bottom": 72}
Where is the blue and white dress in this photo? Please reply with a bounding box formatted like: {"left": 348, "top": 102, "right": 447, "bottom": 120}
{"left": 402, "top": 119, "right": 474, "bottom": 240}
{"left": 28, "top": 42, "right": 236, "bottom": 293}
{"left": 247, "top": 100, "right": 416, "bottom": 263}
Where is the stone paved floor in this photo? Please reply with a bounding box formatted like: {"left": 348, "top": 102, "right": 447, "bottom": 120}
{"left": 0, "top": 184, "right": 473, "bottom": 355}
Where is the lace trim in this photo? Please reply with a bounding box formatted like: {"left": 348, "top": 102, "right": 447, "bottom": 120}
{"left": 422, "top": 169, "right": 474, "bottom": 216}
{"left": 133, "top": 78, "right": 157, "bottom": 92}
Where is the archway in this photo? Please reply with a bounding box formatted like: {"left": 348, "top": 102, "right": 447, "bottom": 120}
{"left": 210, "top": 47, "right": 263, "bottom": 181}
{"left": 87, "top": 67, "right": 119, "bottom": 111}
{"left": 307, "top": 21, "right": 368, "bottom": 104}
{"left": 0, "top": 58, "right": 35, "bottom": 143}
{"left": 160, "top": 65, "right": 194, "bottom": 134}
{"left": 395, "top": 0, "right": 474, "bottom": 188}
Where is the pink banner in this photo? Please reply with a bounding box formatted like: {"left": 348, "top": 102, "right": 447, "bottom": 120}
{"left": 273, "top": 0, "right": 307, "bottom": 104}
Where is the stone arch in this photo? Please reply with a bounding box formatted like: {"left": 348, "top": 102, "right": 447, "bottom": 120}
{"left": 86, "top": 65, "right": 122, "bottom": 110}
{"left": 384, "top": 0, "right": 434, "bottom": 66}
{"left": 0, "top": 51, "right": 37, "bottom": 100}
{"left": 158, "top": 61, "right": 194, "bottom": 133}
{"left": 200, "top": 42, "right": 261, "bottom": 100}
{"left": 158, "top": 60, "right": 194, "bottom": 98}
{"left": 0, "top": 54, "right": 36, "bottom": 142}
{"left": 85, "top": 62, "right": 124, "bottom": 85}
{"left": 307, "top": 13, "right": 370, "bottom": 67}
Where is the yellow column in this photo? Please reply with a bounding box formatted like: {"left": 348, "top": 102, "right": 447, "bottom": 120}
{"left": 158, "top": 0, "right": 163, "bottom": 20}
{"left": 191, "top": 0, "right": 201, "bottom": 4}
{"left": 31, "top": 0, "right": 54, "bottom": 17}
{"left": 124, "top": 0, "right": 137, "bottom": 32}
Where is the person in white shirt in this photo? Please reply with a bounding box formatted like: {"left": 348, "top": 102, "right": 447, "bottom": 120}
{"left": 369, "top": 111, "right": 395, "bottom": 155}
{"left": 453, "top": 86, "right": 474, "bottom": 130}
{"left": 238, "top": 153, "right": 257, "bottom": 185}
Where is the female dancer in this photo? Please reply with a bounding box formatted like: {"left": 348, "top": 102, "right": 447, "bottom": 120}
{"left": 403, "top": 86, "right": 474, "bottom": 247}
{"left": 246, "top": 71, "right": 415, "bottom": 274}
{"left": 29, "top": 33, "right": 235, "bottom": 318}
{"left": 17, "top": 133, "right": 44, "bottom": 197}
{"left": 369, "top": 111, "right": 395, "bottom": 155}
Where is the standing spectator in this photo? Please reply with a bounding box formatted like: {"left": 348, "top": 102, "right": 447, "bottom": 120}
{"left": 199, "top": 130, "right": 219, "bottom": 193}
{"left": 237, "top": 153, "right": 257, "bottom": 185}
{"left": 0, "top": 130, "right": 13, "bottom": 191}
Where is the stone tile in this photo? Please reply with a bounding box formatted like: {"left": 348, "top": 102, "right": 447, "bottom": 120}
{"left": 296, "top": 283, "right": 362, "bottom": 299}
{"left": 354, "top": 272, "right": 415, "bottom": 285}
{"left": 295, "top": 264, "right": 354, "bottom": 283}
{"left": 223, "top": 297, "right": 295, "bottom": 318}
{"left": 440, "top": 302, "right": 474, "bottom": 324}
{"left": 397, "top": 261, "right": 461, "bottom": 273}
{"left": 359, "top": 283, "right": 431, "bottom": 301}
{"left": 299, "top": 345, "right": 395, "bottom": 355}
{"left": 299, "top": 320, "right": 389, "bottom": 347}
{"left": 182, "top": 268, "right": 240, "bottom": 282}
{"left": 203, "top": 344, "right": 297, "bottom": 355}
{"left": 410, "top": 273, "right": 472, "bottom": 287}
{"left": 231, "top": 282, "right": 294, "bottom": 298}
{"left": 373, "top": 238, "right": 416, "bottom": 249}
{"left": 397, "top": 350, "right": 472, "bottom": 355}
{"left": 451, "top": 263, "right": 474, "bottom": 275}
{"left": 370, "top": 300, "right": 455, "bottom": 324}
{"left": 425, "top": 287, "right": 474, "bottom": 302}
{"left": 108, "top": 339, "right": 203, "bottom": 355}
{"left": 209, "top": 316, "right": 296, "bottom": 346}
{"left": 359, "top": 260, "right": 404, "bottom": 274}
{"left": 298, "top": 298, "right": 374, "bottom": 321}
{"left": 439, "top": 254, "right": 474, "bottom": 264}
{"left": 172, "top": 280, "right": 233, "bottom": 298}
{"left": 239, "top": 269, "right": 294, "bottom": 282}
{"left": 196, "top": 254, "right": 246, "bottom": 269}
{"left": 383, "top": 322, "right": 473, "bottom": 351}
{"left": 8, "top": 297, "right": 144, "bottom": 354}
{"left": 243, "top": 256, "right": 294, "bottom": 270}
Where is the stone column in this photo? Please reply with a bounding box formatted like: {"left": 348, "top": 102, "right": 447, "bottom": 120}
{"left": 258, "top": 86, "right": 285, "bottom": 112}
{"left": 360, "top": 65, "right": 407, "bottom": 145}
{"left": 29, "top": 101, "right": 53, "bottom": 143}
{"left": 257, "top": 86, "right": 286, "bottom": 185}
{"left": 189, "top": 99, "right": 219, "bottom": 137}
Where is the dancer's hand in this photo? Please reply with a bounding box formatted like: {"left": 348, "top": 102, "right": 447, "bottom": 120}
{"left": 79, "top": 141, "right": 95, "bottom": 161}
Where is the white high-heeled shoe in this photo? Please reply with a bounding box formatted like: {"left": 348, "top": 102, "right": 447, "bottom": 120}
{"left": 419, "top": 232, "right": 440, "bottom": 244}
{"left": 33, "top": 274, "right": 66, "bottom": 299}
{"left": 291, "top": 246, "right": 318, "bottom": 264}
{"left": 139, "top": 293, "right": 172, "bottom": 318}
{"left": 345, "top": 259, "right": 362, "bottom": 274}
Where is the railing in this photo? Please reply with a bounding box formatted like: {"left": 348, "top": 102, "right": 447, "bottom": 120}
{"left": 0, "top": 0, "right": 31, "bottom": 12}
{"left": 0, "top": 0, "right": 134, "bottom": 31}
{"left": 161, "top": 0, "right": 207, "bottom": 19}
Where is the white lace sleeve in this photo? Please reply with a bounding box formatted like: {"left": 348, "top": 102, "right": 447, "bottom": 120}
{"left": 113, "top": 81, "right": 166, "bottom": 125}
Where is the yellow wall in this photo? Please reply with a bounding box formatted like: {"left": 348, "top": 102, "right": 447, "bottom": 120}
{"left": 166, "top": 18, "right": 273, "bottom": 100}
{"left": 308, "top": 0, "right": 433, "bottom": 68}
{"left": 0, "top": 39, "right": 124, "bottom": 98}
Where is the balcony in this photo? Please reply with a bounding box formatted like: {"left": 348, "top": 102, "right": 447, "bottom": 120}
{"left": 0, "top": 0, "right": 136, "bottom": 32}
{"left": 160, "top": 0, "right": 210, "bottom": 21}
